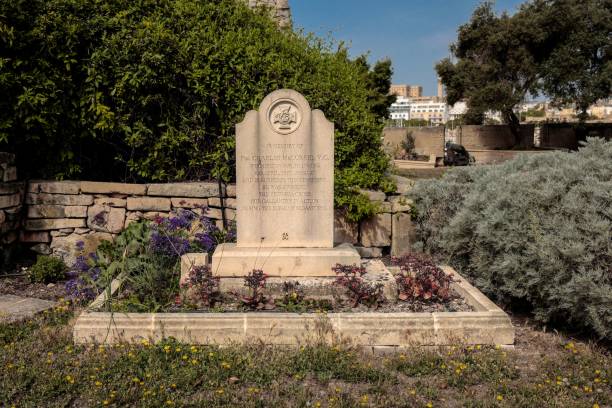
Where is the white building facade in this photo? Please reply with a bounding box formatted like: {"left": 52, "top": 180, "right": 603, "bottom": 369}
{"left": 389, "top": 96, "right": 449, "bottom": 125}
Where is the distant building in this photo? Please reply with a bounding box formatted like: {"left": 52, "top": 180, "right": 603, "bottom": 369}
{"left": 437, "top": 78, "right": 444, "bottom": 98}
{"left": 388, "top": 96, "right": 448, "bottom": 125}
{"left": 390, "top": 84, "right": 423, "bottom": 98}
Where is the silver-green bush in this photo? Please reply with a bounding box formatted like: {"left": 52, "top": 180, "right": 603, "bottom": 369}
{"left": 410, "top": 138, "right": 612, "bottom": 340}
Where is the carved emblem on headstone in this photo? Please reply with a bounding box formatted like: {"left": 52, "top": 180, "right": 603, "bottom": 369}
{"left": 269, "top": 100, "right": 301, "bottom": 134}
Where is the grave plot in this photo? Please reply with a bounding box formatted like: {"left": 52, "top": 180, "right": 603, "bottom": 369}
{"left": 73, "top": 90, "right": 514, "bottom": 348}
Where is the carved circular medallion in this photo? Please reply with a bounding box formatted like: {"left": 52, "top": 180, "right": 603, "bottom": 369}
{"left": 267, "top": 99, "right": 302, "bottom": 134}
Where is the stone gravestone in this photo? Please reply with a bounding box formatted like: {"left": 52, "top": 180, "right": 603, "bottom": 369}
{"left": 212, "top": 89, "right": 360, "bottom": 277}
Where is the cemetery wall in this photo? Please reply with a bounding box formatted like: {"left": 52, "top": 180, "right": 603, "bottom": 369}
{"left": 458, "top": 125, "right": 534, "bottom": 149}
{"left": 382, "top": 127, "right": 445, "bottom": 157}
{"left": 245, "top": 0, "right": 291, "bottom": 27}
{"left": 539, "top": 123, "right": 612, "bottom": 150}
{"left": 15, "top": 180, "right": 414, "bottom": 263}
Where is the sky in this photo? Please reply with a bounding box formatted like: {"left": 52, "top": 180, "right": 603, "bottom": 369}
{"left": 291, "top": 0, "right": 525, "bottom": 96}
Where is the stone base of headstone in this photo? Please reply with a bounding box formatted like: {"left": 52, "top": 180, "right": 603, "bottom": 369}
{"left": 211, "top": 243, "right": 360, "bottom": 277}
{"left": 216, "top": 259, "right": 397, "bottom": 301}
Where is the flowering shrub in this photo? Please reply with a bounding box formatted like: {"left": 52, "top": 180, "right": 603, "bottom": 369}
{"left": 182, "top": 265, "right": 220, "bottom": 308}
{"left": 65, "top": 207, "right": 235, "bottom": 310}
{"left": 150, "top": 208, "right": 234, "bottom": 259}
{"left": 392, "top": 254, "right": 453, "bottom": 302}
{"left": 333, "top": 264, "right": 384, "bottom": 308}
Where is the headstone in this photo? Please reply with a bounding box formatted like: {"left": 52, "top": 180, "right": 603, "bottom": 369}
{"left": 236, "top": 89, "right": 334, "bottom": 248}
{"left": 211, "top": 90, "right": 360, "bottom": 277}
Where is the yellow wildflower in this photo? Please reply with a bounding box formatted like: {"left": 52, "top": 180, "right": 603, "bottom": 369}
{"left": 496, "top": 395, "right": 503, "bottom": 401}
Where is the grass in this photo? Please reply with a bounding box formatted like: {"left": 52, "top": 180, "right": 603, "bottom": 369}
{"left": 1, "top": 303, "right": 609, "bottom": 407}
{"left": 392, "top": 167, "right": 449, "bottom": 180}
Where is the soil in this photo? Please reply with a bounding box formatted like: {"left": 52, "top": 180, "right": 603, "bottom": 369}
{"left": 0, "top": 273, "right": 68, "bottom": 301}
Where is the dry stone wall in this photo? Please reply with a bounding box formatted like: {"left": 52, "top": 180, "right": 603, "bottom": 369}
{"left": 18, "top": 179, "right": 415, "bottom": 265}
{"left": 22, "top": 181, "right": 236, "bottom": 265}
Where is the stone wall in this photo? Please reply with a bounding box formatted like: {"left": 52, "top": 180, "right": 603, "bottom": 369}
{"left": 383, "top": 127, "right": 445, "bottom": 158}
{"left": 21, "top": 181, "right": 236, "bottom": 264}
{"left": 18, "top": 179, "right": 416, "bottom": 264}
{"left": 539, "top": 123, "right": 612, "bottom": 150}
{"left": 0, "top": 153, "right": 25, "bottom": 266}
{"left": 458, "top": 125, "right": 534, "bottom": 149}
{"left": 245, "top": 0, "right": 291, "bottom": 27}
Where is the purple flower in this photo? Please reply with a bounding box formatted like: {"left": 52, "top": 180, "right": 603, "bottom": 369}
{"left": 76, "top": 241, "right": 85, "bottom": 251}
{"left": 149, "top": 231, "right": 191, "bottom": 257}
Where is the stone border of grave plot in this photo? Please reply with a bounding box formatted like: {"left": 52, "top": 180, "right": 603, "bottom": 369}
{"left": 72, "top": 265, "right": 514, "bottom": 348}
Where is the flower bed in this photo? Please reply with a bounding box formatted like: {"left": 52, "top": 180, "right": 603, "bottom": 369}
{"left": 67, "top": 210, "right": 514, "bottom": 347}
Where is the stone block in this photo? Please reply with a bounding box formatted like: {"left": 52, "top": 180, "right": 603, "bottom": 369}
{"left": 26, "top": 193, "right": 94, "bottom": 206}
{"left": 0, "top": 210, "right": 4, "bottom": 224}
{"left": 147, "top": 183, "right": 218, "bottom": 198}
{"left": 74, "top": 228, "right": 91, "bottom": 234}
{"left": 80, "top": 181, "right": 146, "bottom": 196}
{"left": 0, "top": 193, "right": 20, "bottom": 209}
{"left": 51, "top": 230, "right": 71, "bottom": 237}
{"left": 390, "top": 175, "right": 414, "bottom": 195}
{"left": 179, "top": 253, "right": 210, "bottom": 286}
{"left": 201, "top": 207, "right": 223, "bottom": 220}
{"left": 359, "top": 213, "right": 392, "bottom": 247}
{"left": 171, "top": 197, "right": 208, "bottom": 209}
{"left": 27, "top": 181, "right": 80, "bottom": 195}
{"left": 211, "top": 243, "right": 361, "bottom": 277}
{"left": 391, "top": 213, "right": 416, "bottom": 257}
{"left": 379, "top": 202, "right": 392, "bottom": 213}
{"left": 87, "top": 205, "right": 126, "bottom": 234}
{"left": 31, "top": 243, "right": 52, "bottom": 255}
{"left": 3, "top": 166, "right": 17, "bottom": 182}
{"left": 333, "top": 210, "right": 358, "bottom": 245}
{"left": 126, "top": 197, "right": 171, "bottom": 211}
{"left": 207, "top": 197, "right": 237, "bottom": 209}
{"left": 94, "top": 197, "right": 127, "bottom": 207}
{"left": 388, "top": 195, "right": 413, "bottom": 213}
{"left": 0, "top": 182, "right": 23, "bottom": 195}
{"left": 359, "top": 189, "right": 386, "bottom": 202}
{"left": 356, "top": 247, "right": 383, "bottom": 258}
{"left": 25, "top": 218, "right": 86, "bottom": 231}
{"left": 19, "top": 231, "right": 51, "bottom": 243}
{"left": 225, "top": 184, "right": 236, "bottom": 197}
{"left": 27, "top": 205, "right": 88, "bottom": 219}
{"left": 51, "top": 232, "right": 113, "bottom": 266}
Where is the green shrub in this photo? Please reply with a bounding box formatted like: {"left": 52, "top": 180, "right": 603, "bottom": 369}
{"left": 29, "top": 255, "right": 67, "bottom": 284}
{"left": 409, "top": 138, "right": 612, "bottom": 340}
{"left": 0, "top": 0, "right": 393, "bottom": 219}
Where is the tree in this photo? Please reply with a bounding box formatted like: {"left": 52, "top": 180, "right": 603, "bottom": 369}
{"left": 524, "top": 0, "right": 611, "bottom": 120}
{"left": 355, "top": 56, "right": 396, "bottom": 120}
{"left": 438, "top": 0, "right": 612, "bottom": 140}
{"left": 436, "top": 2, "right": 541, "bottom": 145}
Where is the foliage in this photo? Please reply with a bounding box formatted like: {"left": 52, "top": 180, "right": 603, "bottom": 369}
{"left": 392, "top": 254, "right": 453, "bottom": 302}
{"left": 333, "top": 264, "right": 384, "bottom": 308}
{"left": 181, "top": 265, "right": 220, "bottom": 308}
{"left": 2, "top": 307, "right": 611, "bottom": 407}
{"left": 236, "top": 269, "right": 275, "bottom": 310}
{"left": 436, "top": 2, "right": 539, "bottom": 143}
{"left": 409, "top": 138, "right": 612, "bottom": 340}
{"left": 355, "top": 56, "right": 396, "bottom": 119}
{"left": 525, "top": 0, "right": 611, "bottom": 119}
{"left": 28, "top": 255, "right": 66, "bottom": 284}
{"left": 437, "top": 0, "right": 611, "bottom": 139}
{"left": 0, "top": 0, "right": 392, "bottom": 220}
